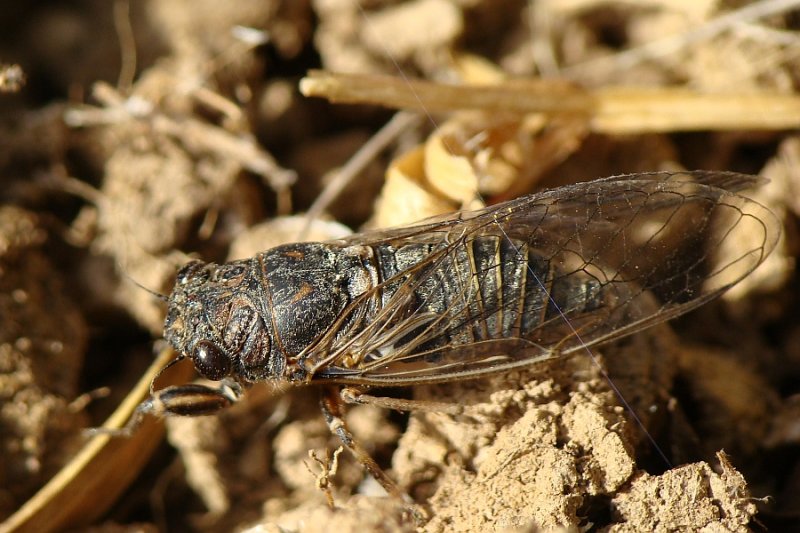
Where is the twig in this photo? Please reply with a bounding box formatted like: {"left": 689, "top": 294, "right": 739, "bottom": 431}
{"left": 64, "top": 82, "right": 297, "bottom": 203}
{"left": 304, "top": 446, "right": 344, "bottom": 510}
{"left": 302, "top": 71, "right": 800, "bottom": 133}
{"left": 113, "top": 0, "right": 137, "bottom": 92}
{"left": 301, "top": 70, "right": 594, "bottom": 114}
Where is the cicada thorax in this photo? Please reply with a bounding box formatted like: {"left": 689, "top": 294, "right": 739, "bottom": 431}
{"left": 256, "top": 242, "right": 380, "bottom": 380}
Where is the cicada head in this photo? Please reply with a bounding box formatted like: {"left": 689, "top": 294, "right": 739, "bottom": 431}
{"left": 164, "top": 260, "right": 280, "bottom": 383}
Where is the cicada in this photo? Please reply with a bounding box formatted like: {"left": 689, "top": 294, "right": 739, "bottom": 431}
{"left": 124, "top": 170, "right": 779, "bottom": 509}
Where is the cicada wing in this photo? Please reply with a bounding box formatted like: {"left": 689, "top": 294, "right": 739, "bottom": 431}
{"left": 332, "top": 170, "right": 769, "bottom": 247}
{"left": 308, "top": 171, "right": 779, "bottom": 386}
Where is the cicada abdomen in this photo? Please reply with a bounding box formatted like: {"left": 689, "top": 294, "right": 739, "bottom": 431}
{"left": 351, "top": 235, "right": 607, "bottom": 365}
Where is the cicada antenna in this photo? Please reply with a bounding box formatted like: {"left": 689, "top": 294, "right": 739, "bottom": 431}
{"left": 114, "top": 262, "right": 169, "bottom": 302}
{"left": 129, "top": 273, "right": 169, "bottom": 302}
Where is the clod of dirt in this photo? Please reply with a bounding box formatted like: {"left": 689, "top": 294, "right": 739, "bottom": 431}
{"left": 607, "top": 452, "right": 756, "bottom": 532}
{"left": 386, "top": 337, "right": 654, "bottom": 530}
{"left": 384, "top": 327, "right": 688, "bottom": 531}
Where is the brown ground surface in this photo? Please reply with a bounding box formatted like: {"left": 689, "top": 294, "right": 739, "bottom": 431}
{"left": 2, "top": 1, "right": 800, "bottom": 532}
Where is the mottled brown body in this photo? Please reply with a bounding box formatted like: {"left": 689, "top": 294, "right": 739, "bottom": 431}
{"left": 131, "top": 171, "right": 779, "bottom": 515}
{"left": 162, "top": 171, "right": 778, "bottom": 392}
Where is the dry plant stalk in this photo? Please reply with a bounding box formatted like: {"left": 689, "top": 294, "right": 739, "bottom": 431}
{"left": 300, "top": 70, "right": 593, "bottom": 115}
{"left": 301, "top": 70, "right": 800, "bottom": 133}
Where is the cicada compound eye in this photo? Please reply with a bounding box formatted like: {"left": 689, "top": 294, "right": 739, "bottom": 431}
{"left": 192, "top": 340, "right": 230, "bottom": 381}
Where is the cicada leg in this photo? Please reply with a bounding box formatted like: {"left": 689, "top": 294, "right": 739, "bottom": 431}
{"left": 319, "top": 387, "right": 426, "bottom": 523}
{"left": 84, "top": 380, "right": 242, "bottom": 438}
{"left": 340, "top": 387, "right": 466, "bottom": 415}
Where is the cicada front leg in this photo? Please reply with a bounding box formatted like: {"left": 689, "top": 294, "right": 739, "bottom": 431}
{"left": 85, "top": 380, "right": 242, "bottom": 438}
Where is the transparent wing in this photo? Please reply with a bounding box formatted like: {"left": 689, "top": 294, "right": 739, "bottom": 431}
{"left": 302, "top": 171, "right": 779, "bottom": 386}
